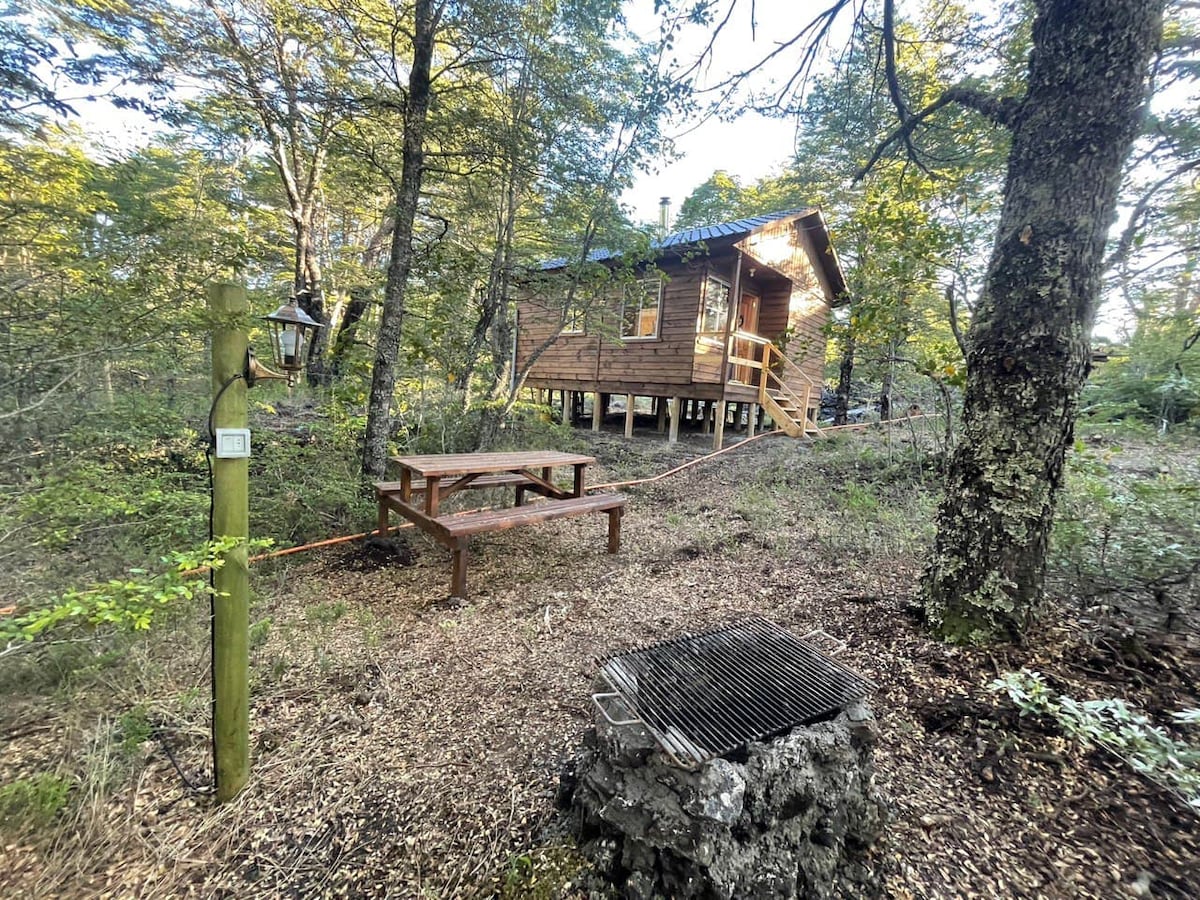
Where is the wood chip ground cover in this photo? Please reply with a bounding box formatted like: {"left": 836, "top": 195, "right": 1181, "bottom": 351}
{"left": 2, "top": 428, "right": 1197, "bottom": 898}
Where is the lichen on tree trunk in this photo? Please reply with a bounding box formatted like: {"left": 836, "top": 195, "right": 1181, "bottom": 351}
{"left": 922, "top": 0, "right": 1164, "bottom": 642}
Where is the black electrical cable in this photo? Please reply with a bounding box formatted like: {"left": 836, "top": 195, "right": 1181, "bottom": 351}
{"left": 151, "top": 724, "right": 212, "bottom": 795}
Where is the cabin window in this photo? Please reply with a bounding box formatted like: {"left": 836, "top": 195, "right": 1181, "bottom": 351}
{"left": 702, "top": 275, "right": 730, "bottom": 333}
{"left": 620, "top": 276, "right": 662, "bottom": 339}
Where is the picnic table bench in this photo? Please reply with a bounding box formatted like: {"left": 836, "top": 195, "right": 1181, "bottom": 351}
{"left": 375, "top": 450, "right": 626, "bottom": 598}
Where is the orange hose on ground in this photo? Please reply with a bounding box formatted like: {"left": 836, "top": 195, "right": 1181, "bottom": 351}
{"left": 587, "top": 429, "right": 784, "bottom": 491}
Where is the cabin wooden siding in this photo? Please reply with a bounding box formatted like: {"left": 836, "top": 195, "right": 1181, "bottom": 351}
{"left": 515, "top": 262, "right": 708, "bottom": 391}
{"left": 515, "top": 297, "right": 602, "bottom": 384}
{"left": 783, "top": 241, "right": 830, "bottom": 399}
{"left": 514, "top": 210, "right": 843, "bottom": 414}
{"left": 595, "top": 265, "right": 704, "bottom": 386}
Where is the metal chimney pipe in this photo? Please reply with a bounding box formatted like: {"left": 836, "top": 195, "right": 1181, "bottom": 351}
{"left": 659, "top": 197, "right": 670, "bottom": 235}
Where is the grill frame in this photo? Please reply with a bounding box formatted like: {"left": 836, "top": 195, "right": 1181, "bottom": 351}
{"left": 592, "top": 616, "right": 876, "bottom": 767}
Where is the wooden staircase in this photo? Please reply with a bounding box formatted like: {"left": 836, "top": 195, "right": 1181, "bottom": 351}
{"left": 761, "top": 387, "right": 815, "bottom": 438}
{"left": 730, "top": 333, "right": 826, "bottom": 439}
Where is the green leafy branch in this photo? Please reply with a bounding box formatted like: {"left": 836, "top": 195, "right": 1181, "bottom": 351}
{"left": 991, "top": 669, "right": 1200, "bottom": 814}
{"left": 0, "top": 537, "right": 272, "bottom": 657}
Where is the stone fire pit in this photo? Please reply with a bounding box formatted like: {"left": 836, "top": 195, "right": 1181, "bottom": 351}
{"left": 560, "top": 696, "right": 888, "bottom": 899}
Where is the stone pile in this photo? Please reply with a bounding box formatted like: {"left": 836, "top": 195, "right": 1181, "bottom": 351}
{"left": 560, "top": 699, "right": 888, "bottom": 900}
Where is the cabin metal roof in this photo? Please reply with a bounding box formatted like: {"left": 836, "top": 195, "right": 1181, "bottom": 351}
{"left": 657, "top": 209, "right": 801, "bottom": 248}
{"left": 538, "top": 209, "right": 804, "bottom": 270}
{"left": 536, "top": 206, "right": 847, "bottom": 302}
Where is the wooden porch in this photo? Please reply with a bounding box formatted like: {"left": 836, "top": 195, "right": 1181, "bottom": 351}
{"left": 526, "top": 330, "right": 825, "bottom": 449}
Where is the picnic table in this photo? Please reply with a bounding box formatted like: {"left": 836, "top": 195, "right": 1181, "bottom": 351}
{"left": 375, "top": 450, "right": 626, "bottom": 598}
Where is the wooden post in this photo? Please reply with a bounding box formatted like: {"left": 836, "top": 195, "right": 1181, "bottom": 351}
{"left": 701, "top": 400, "right": 712, "bottom": 435}
{"left": 624, "top": 393, "right": 635, "bottom": 438}
{"left": 713, "top": 401, "right": 726, "bottom": 450}
{"left": 376, "top": 492, "right": 389, "bottom": 537}
{"left": 451, "top": 544, "right": 468, "bottom": 598}
{"left": 669, "top": 397, "right": 682, "bottom": 443}
{"left": 592, "top": 391, "right": 602, "bottom": 432}
{"left": 561, "top": 390, "right": 571, "bottom": 425}
{"left": 208, "top": 282, "right": 250, "bottom": 803}
{"left": 747, "top": 402, "right": 758, "bottom": 438}
{"left": 607, "top": 508, "right": 623, "bottom": 553}
{"left": 656, "top": 397, "right": 667, "bottom": 433}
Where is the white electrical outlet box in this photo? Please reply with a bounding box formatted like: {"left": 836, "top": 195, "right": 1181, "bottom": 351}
{"left": 214, "top": 428, "right": 252, "bottom": 459}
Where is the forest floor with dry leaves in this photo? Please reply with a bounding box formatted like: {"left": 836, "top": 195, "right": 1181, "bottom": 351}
{"left": 3, "top": 423, "right": 1198, "bottom": 898}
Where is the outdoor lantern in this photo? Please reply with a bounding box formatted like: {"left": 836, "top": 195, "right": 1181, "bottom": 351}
{"left": 261, "top": 297, "right": 323, "bottom": 386}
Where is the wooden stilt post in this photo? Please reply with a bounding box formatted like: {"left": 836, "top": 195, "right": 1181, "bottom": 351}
{"left": 561, "top": 390, "right": 571, "bottom": 425}
{"left": 624, "top": 393, "right": 635, "bottom": 438}
{"left": 669, "top": 397, "right": 682, "bottom": 443}
{"left": 701, "top": 400, "right": 712, "bottom": 435}
{"left": 208, "top": 283, "right": 250, "bottom": 803}
{"left": 747, "top": 402, "right": 758, "bottom": 438}
{"left": 592, "top": 391, "right": 602, "bottom": 432}
{"left": 713, "top": 401, "right": 726, "bottom": 450}
{"left": 656, "top": 397, "right": 667, "bottom": 433}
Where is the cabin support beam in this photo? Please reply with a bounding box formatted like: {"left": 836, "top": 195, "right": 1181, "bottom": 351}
{"left": 561, "top": 391, "right": 570, "bottom": 425}
{"left": 713, "top": 401, "right": 726, "bottom": 450}
{"left": 701, "top": 400, "right": 712, "bottom": 435}
{"left": 656, "top": 397, "right": 666, "bottom": 433}
{"left": 668, "top": 397, "right": 681, "bottom": 444}
{"left": 592, "top": 391, "right": 602, "bottom": 432}
{"left": 624, "top": 393, "right": 635, "bottom": 438}
{"left": 747, "top": 402, "right": 758, "bottom": 438}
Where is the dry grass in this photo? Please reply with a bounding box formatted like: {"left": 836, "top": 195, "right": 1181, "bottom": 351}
{"left": 1, "top": 423, "right": 1197, "bottom": 898}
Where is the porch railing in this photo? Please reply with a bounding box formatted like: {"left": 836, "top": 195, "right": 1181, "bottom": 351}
{"left": 725, "top": 331, "right": 824, "bottom": 437}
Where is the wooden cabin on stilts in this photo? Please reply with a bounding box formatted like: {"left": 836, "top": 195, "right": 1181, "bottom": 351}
{"left": 514, "top": 208, "right": 849, "bottom": 449}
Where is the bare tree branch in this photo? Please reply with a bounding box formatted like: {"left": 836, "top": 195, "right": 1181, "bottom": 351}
{"left": 946, "top": 283, "right": 968, "bottom": 357}
{"left": 855, "top": 85, "right": 1018, "bottom": 181}
{"left": 0, "top": 368, "right": 80, "bottom": 421}
{"left": 1105, "top": 156, "right": 1200, "bottom": 272}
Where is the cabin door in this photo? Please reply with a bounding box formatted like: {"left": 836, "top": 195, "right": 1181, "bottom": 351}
{"left": 734, "top": 293, "right": 760, "bottom": 383}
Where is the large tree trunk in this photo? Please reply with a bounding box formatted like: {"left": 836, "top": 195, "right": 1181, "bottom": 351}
{"left": 879, "top": 337, "right": 897, "bottom": 422}
{"left": 922, "top": 0, "right": 1164, "bottom": 642}
{"left": 329, "top": 219, "right": 393, "bottom": 381}
{"left": 361, "top": 0, "right": 437, "bottom": 480}
{"left": 295, "top": 211, "right": 331, "bottom": 386}
{"left": 834, "top": 327, "right": 855, "bottom": 427}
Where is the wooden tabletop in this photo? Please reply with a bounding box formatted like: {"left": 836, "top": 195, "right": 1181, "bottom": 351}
{"left": 389, "top": 450, "right": 595, "bottom": 478}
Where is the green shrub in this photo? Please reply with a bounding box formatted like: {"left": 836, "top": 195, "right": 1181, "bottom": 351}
{"left": 1, "top": 537, "right": 268, "bottom": 653}
{"left": 0, "top": 773, "right": 73, "bottom": 832}
{"left": 992, "top": 670, "right": 1200, "bottom": 812}
{"left": 116, "top": 706, "right": 153, "bottom": 754}
{"left": 1053, "top": 443, "right": 1200, "bottom": 597}
{"left": 305, "top": 601, "right": 348, "bottom": 625}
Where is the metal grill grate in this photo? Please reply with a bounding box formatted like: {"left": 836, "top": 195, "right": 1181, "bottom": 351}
{"left": 592, "top": 616, "right": 875, "bottom": 767}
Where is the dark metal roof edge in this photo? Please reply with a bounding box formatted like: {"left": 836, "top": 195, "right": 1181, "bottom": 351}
{"left": 536, "top": 208, "right": 849, "bottom": 305}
